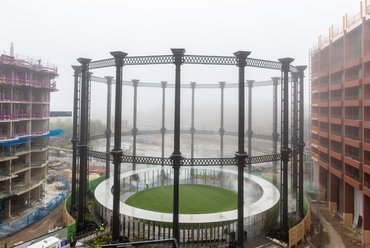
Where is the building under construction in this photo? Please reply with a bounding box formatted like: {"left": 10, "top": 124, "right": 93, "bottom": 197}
{"left": 0, "top": 47, "right": 57, "bottom": 222}
{"left": 311, "top": 2, "right": 370, "bottom": 244}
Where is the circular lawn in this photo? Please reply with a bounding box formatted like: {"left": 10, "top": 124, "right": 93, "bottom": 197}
{"left": 125, "top": 184, "right": 237, "bottom": 214}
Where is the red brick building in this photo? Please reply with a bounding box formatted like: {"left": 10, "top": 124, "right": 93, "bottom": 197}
{"left": 311, "top": 2, "right": 370, "bottom": 244}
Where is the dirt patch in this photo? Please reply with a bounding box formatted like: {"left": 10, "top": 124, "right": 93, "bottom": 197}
{"left": 309, "top": 201, "right": 369, "bottom": 248}
{"left": 0, "top": 204, "right": 64, "bottom": 248}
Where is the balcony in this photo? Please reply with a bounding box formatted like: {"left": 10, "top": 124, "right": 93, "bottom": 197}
{"left": 330, "top": 130, "right": 342, "bottom": 142}
{"left": 344, "top": 97, "right": 361, "bottom": 107}
{"left": 346, "top": 171, "right": 361, "bottom": 182}
{"left": 329, "top": 82, "right": 342, "bottom": 91}
{"left": 330, "top": 163, "right": 343, "bottom": 178}
{"left": 0, "top": 190, "right": 13, "bottom": 199}
{"left": 15, "top": 146, "right": 29, "bottom": 155}
{"left": 344, "top": 117, "right": 361, "bottom": 127}
{"left": 0, "top": 171, "right": 13, "bottom": 181}
{"left": 31, "top": 160, "right": 47, "bottom": 168}
{"left": 31, "top": 144, "right": 48, "bottom": 152}
{"left": 365, "top": 136, "right": 370, "bottom": 149}
{"left": 31, "top": 113, "right": 48, "bottom": 119}
{"left": 318, "top": 159, "right": 329, "bottom": 169}
{"left": 0, "top": 151, "right": 16, "bottom": 162}
{"left": 344, "top": 155, "right": 361, "bottom": 170}
{"left": 365, "top": 181, "right": 370, "bottom": 190}
{"left": 11, "top": 163, "right": 29, "bottom": 174}
{"left": 12, "top": 177, "right": 44, "bottom": 195}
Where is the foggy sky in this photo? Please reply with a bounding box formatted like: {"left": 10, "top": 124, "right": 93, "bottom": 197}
{"left": 0, "top": 0, "right": 362, "bottom": 128}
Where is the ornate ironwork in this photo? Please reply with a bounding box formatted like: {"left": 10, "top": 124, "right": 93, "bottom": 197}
{"left": 183, "top": 55, "right": 237, "bottom": 65}
{"left": 183, "top": 157, "right": 236, "bottom": 166}
{"left": 86, "top": 149, "right": 283, "bottom": 166}
{"left": 89, "top": 58, "right": 115, "bottom": 69}
{"left": 88, "top": 54, "right": 298, "bottom": 72}
{"left": 246, "top": 58, "right": 281, "bottom": 70}
{"left": 125, "top": 55, "right": 173, "bottom": 65}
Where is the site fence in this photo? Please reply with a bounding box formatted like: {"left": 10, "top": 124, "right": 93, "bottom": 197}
{"left": 0, "top": 177, "right": 69, "bottom": 239}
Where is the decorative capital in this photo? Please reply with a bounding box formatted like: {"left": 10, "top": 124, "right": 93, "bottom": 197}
{"left": 71, "top": 65, "right": 81, "bottom": 73}
{"left": 104, "top": 76, "right": 113, "bottom": 84}
{"left": 278, "top": 57, "right": 294, "bottom": 72}
{"left": 161, "top": 81, "right": 167, "bottom": 88}
{"left": 190, "top": 82, "right": 196, "bottom": 89}
{"left": 271, "top": 77, "right": 280, "bottom": 86}
{"left": 234, "top": 51, "right": 251, "bottom": 67}
{"left": 77, "top": 58, "right": 91, "bottom": 69}
{"left": 110, "top": 51, "right": 128, "bottom": 67}
{"left": 171, "top": 48, "right": 186, "bottom": 66}
{"left": 296, "top": 65, "right": 307, "bottom": 72}
{"left": 219, "top": 81, "right": 226, "bottom": 89}
{"left": 132, "top": 79, "right": 139, "bottom": 87}
{"left": 246, "top": 80, "right": 254, "bottom": 88}
{"left": 296, "top": 65, "right": 307, "bottom": 78}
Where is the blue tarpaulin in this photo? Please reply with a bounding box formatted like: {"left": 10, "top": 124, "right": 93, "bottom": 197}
{"left": 0, "top": 129, "right": 64, "bottom": 147}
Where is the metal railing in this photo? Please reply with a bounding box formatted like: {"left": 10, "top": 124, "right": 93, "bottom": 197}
{"left": 346, "top": 171, "right": 361, "bottom": 182}
{"left": 346, "top": 114, "right": 360, "bottom": 120}
{"left": 102, "top": 239, "right": 179, "bottom": 248}
{"left": 345, "top": 133, "right": 360, "bottom": 141}
{"left": 331, "top": 162, "right": 342, "bottom": 171}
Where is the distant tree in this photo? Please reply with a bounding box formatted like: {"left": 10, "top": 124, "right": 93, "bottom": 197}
{"left": 50, "top": 119, "right": 106, "bottom": 148}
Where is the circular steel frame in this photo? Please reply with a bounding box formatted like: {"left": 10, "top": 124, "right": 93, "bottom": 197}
{"left": 71, "top": 50, "right": 306, "bottom": 246}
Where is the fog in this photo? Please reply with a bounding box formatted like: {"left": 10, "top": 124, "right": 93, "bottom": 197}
{"left": 0, "top": 0, "right": 362, "bottom": 134}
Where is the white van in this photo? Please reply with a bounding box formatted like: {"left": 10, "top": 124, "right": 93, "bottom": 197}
{"left": 27, "top": 237, "right": 60, "bottom": 248}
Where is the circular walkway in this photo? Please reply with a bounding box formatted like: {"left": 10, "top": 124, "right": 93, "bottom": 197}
{"left": 95, "top": 166, "right": 280, "bottom": 224}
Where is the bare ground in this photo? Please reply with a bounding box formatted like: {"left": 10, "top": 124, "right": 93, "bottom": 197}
{"left": 0, "top": 203, "right": 64, "bottom": 248}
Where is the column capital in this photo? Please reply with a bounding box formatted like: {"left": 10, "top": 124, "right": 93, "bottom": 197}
{"left": 190, "top": 82, "right": 196, "bottom": 89}
{"left": 171, "top": 48, "right": 186, "bottom": 65}
{"left": 219, "top": 81, "right": 226, "bottom": 89}
{"left": 297, "top": 65, "right": 307, "bottom": 77}
{"left": 234, "top": 51, "right": 251, "bottom": 67}
{"left": 278, "top": 57, "right": 294, "bottom": 72}
{"left": 77, "top": 58, "right": 91, "bottom": 68}
{"left": 104, "top": 76, "right": 113, "bottom": 84}
{"left": 271, "top": 77, "right": 280, "bottom": 85}
{"left": 110, "top": 51, "right": 128, "bottom": 67}
{"left": 132, "top": 79, "right": 139, "bottom": 87}
{"left": 71, "top": 65, "right": 81, "bottom": 73}
{"left": 247, "top": 80, "right": 254, "bottom": 88}
{"left": 161, "top": 81, "right": 167, "bottom": 88}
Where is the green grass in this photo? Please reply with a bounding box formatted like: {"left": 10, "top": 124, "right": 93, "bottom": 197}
{"left": 125, "top": 184, "right": 237, "bottom": 214}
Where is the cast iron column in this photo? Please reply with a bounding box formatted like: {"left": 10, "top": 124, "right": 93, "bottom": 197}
{"left": 161, "top": 81, "right": 167, "bottom": 166}
{"left": 272, "top": 77, "right": 279, "bottom": 186}
{"left": 247, "top": 80, "right": 254, "bottom": 174}
{"left": 71, "top": 65, "right": 80, "bottom": 211}
{"left": 297, "top": 66, "right": 307, "bottom": 219}
{"left": 76, "top": 58, "right": 91, "bottom": 230}
{"left": 234, "top": 51, "right": 250, "bottom": 248}
{"left": 190, "top": 82, "right": 196, "bottom": 162}
{"left": 105, "top": 76, "right": 113, "bottom": 178}
{"left": 110, "top": 51, "right": 127, "bottom": 242}
{"left": 132, "top": 79, "right": 139, "bottom": 171}
{"left": 171, "top": 48, "right": 185, "bottom": 244}
{"left": 291, "top": 73, "right": 298, "bottom": 191}
{"left": 279, "top": 57, "right": 294, "bottom": 237}
{"left": 219, "top": 82, "right": 225, "bottom": 159}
